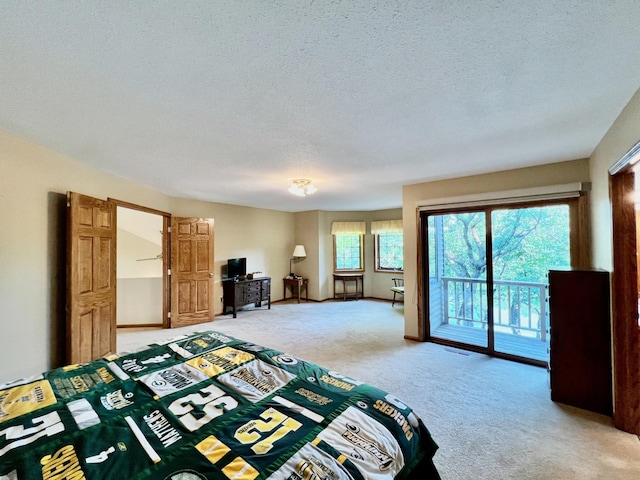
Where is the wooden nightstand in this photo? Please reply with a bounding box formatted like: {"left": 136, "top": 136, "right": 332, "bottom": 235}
{"left": 283, "top": 277, "right": 308, "bottom": 303}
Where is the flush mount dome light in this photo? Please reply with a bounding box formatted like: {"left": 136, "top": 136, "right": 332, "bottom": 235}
{"left": 288, "top": 179, "right": 317, "bottom": 197}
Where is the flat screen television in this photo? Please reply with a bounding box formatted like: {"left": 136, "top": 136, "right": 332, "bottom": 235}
{"left": 227, "top": 257, "right": 247, "bottom": 279}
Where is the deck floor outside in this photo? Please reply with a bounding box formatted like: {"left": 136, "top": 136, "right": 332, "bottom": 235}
{"left": 432, "top": 323, "right": 549, "bottom": 363}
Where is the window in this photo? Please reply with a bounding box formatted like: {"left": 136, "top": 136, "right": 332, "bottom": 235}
{"left": 372, "top": 220, "right": 403, "bottom": 272}
{"left": 334, "top": 234, "right": 364, "bottom": 271}
{"left": 375, "top": 232, "right": 403, "bottom": 271}
{"left": 331, "top": 221, "right": 366, "bottom": 272}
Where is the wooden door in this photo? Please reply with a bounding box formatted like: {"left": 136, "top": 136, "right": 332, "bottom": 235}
{"left": 610, "top": 170, "right": 640, "bottom": 433}
{"left": 170, "top": 217, "right": 215, "bottom": 327}
{"left": 66, "top": 192, "right": 117, "bottom": 364}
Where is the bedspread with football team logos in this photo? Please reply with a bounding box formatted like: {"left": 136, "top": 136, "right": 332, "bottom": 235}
{"left": 0, "top": 331, "right": 440, "bottom": 479}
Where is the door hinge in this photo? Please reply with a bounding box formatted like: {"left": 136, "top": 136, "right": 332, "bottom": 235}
{"left": 167, "top": 268, "right": 171, "bottom": 276}
{"left": 167, "top": 226, "right": 171, "bottom": 233}
{"left": 168, "top": 312, "right": 171, "bottom": 319}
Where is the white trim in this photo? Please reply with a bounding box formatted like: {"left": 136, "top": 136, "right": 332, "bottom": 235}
{"left": 417, "top": 183, "right": 589, "bottom": 212}
{"left": 609, "top": 138, "right": 640, "bottom": 175}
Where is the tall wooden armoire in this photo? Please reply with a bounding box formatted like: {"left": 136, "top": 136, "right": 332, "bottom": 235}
{"left": 548, "top": 269, "right": 612, "bottom": 415}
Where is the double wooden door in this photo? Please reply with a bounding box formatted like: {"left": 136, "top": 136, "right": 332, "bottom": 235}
{"left": 66, "top": 192, "right": 214, "bottom": 364}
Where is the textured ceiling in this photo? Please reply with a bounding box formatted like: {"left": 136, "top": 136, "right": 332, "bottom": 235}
{"left": 1, "top": 1, "right": 640, "bottom": 212}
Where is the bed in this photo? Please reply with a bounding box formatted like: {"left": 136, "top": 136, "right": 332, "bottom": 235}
{"left": 0, "top": 330, "right": 440, "bottom": 479}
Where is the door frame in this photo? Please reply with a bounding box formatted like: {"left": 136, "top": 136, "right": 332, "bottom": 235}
{"left": 108, "top": 198, "right": 171, "bottom": 329}
{"left": 608, "top": 140, "right": 640, "bottom": 434}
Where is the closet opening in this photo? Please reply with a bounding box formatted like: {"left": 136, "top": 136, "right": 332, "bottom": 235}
{"left": 112, "top": 200, "right": 170, "bottom": 330}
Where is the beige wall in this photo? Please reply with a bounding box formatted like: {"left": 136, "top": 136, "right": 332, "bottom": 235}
{"left": 590, "top": 86, "right": 640, "bottom": 270}
{"left": 117, "top": 278, "right": 163, "bottom": 326}
{"left": 363, "top": 208, "right": 404, "bottom": 298}
{"left": 0, "top": 130, "right": 294, "bottom": 383}
{"left": 401, "top": 159, "right": 591, "bottom": 338}
{"left": 6, "top": 80, "right": 637, "bottom": 384}
{"left": 0, "top": 130, "right": 402, "bottom": 383}
{"left": 116, "top": 228, "right": 164, "bottom": 326}
{"left": 0, "top": 130, "right": 176, "bottom": 383}
{"left": 291, "top": 209, "right": 403, "bottom": 301}
{"left": 170, "top": 197, "right": 294, "bottom": 308}
{"left": 293, "top": 211, "right": 322, "bottom": 299}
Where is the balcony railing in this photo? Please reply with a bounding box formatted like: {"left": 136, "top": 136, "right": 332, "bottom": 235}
{"left": 441, "top": 276, "right": 548, "bottom": 341}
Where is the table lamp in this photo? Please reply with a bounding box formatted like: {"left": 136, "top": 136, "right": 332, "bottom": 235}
{"left": 290, "top": 244, "right": 306, "bottom": 277}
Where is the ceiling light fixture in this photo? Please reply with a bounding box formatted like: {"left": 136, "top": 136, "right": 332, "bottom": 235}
{"left": 288, "top": 179, "right": 317, "bottom": 197}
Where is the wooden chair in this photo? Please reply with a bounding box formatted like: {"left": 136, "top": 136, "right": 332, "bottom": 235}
{"left": 391, "top": 277, "right": 404, "bottom": 306}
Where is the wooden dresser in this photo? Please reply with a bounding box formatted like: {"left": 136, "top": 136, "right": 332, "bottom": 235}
{"left": 548, "top": 269, "right": 612, "bottom": 415}
{"left": 222, "top": 277, "right": 271, "bottom": 318}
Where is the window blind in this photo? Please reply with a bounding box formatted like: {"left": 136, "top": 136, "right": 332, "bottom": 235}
{"left": 371, "top": 220, "right": 403, "bottom": 234}
{"left": 331, "top": 221, "right": 366, "bottom": 235}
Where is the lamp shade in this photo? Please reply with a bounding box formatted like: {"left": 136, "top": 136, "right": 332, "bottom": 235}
{"left": 292, "top": 245, "right": 306, "bottom": 258}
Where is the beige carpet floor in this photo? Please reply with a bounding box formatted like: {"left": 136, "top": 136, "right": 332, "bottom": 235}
{"left": 118, "top": 299, "right": 640, "bottom": 480}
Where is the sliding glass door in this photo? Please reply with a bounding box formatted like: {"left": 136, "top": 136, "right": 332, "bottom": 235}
{"left": 491, "top": 205, "right": 570, "bottom": 361}
{"left": 425, "top": 203, "right": 571, "bottom": 364}
{"left": 428, "top": 211, "right": 489, "bottom": 348}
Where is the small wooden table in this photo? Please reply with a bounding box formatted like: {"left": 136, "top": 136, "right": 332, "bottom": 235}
{"left": 333, "top": 273, "right": 364, "bottom": 300}
{"left": 283, "top": 277, "right": 308, "bottom": 303}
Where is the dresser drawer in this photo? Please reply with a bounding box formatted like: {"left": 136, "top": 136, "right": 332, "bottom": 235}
{"left": 223, "top": 277, "right": 271, "bottom": 317}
